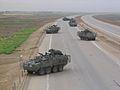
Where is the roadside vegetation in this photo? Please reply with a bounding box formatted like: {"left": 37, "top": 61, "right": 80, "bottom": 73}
{"left": 0, "top": 28, "right": 36, "bottom": 54}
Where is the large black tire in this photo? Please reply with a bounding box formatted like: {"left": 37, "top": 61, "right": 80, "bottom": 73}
{"left": 27, "top": 71, "right": 33, "bottom": 74}
{"left": 52, "top": 66, "right": 58, "bottom": 73}
{"left": 58, "top": 65, "right": 64, "bottom": 72}
{"left": 38, "top": 68, "right": 45, "bottom": 75}
{"left": 93, "top": 38, "right": 95, "bottom": 40}
{"left": 80, "top": 37, "right": 83, "bottom": 40}
{"left": 86, "top": 37, "right": 88, "bottom": 41}
{"left": 45, "top": 67, "right": 51, "bottom": 74}
{"left": 83, "top": 37, "right": 85, "bottom": 40}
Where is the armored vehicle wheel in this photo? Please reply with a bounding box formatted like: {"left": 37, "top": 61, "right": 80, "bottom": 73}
{"left": 27, "top": 71, "right": 33, "bottom": 74}
{"left": 93, "top": 38, "right": 95, "bottom": 40}
{"left": 82, "top": 37, "right": 85, "bottom": 40}
{"left": 58, "top": 65, "right": 63, "bottom": 72}
{"left": 85, "top": 37, "right": 88, "bottom": 40}
{"left": 52, "top": 66, "right": 58, "bottom": 73}
{"left": 38, "top": 68, "right": 45, "bottom": 75}
{"left": 45, "top": 67, "right": 51, "bottom": 74}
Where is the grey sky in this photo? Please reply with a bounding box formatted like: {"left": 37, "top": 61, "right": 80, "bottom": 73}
{"left": 0, "top": 0, "right": 119, "bottom": 12}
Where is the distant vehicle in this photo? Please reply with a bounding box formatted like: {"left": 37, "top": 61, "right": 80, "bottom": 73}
{"left": 23, "top": 49, "right": 71, "bottom": 75}
{"left": 63, "top": 17, "right": 71, "bottom": 21}
{"left": 45, "top": 25, "right": 60, "bottom": 34}
{"left": 77, "top": 29, "right": 97, "bottom": 41}
{"left": 69, "top": 18, "right": 77, "bottom": 27}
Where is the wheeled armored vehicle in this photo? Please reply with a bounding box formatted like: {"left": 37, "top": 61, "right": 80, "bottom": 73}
{"left": 69, "top": 18, "right": 77, "bottom": 27}
{"left": 46, "top": 25, "right": 60, "bottom": 34}
{"left": 77, "top": 29, "right": 97, "bottom": 41}
{"left": 23, "top": 49, "right": 71, "bottom": 75}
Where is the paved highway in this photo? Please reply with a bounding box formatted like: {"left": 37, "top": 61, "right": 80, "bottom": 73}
{"left": 24, "top": 19, "right": 120, "bottom": 90}
{"left": 81, "top": 15, "right": 120, "bottom": 38}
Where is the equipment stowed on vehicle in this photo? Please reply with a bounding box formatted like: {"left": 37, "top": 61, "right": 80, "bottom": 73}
{"left": 77, "top": 29, "right": 97, "bottom": 41}
{"left": 45, "top": 25, "right": 60, "bottom": 34}
{"left": 23, "top": 49, "right": 71, "bottom": 75}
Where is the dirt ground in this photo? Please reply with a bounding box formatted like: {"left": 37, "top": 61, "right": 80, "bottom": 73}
{"left": 76, "top": 16, "right": 120, "bottom": 60}
{"left": 0, "top": 15, "right": 61, "bottom": 90}
{"left": 0, "top": 14, "right": 61, "bottom": 37}
{"left": 93, "top": 14, "right": 120, "bottom": 26}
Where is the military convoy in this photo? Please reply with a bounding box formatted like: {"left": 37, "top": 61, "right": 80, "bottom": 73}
{"left": 45, "top": 25, "right": 60, "bottom": 34}
{"left": 69, "top": 18, "right": 77, "bottom": 27}
{"left": 77, "top": 29, "right": 97, "bottom": 41}
{"left": 23, "top": 17, "right": 97, "bottom": 76}
{"left": 23, "top": 49, "right": 71, "bottom": 75}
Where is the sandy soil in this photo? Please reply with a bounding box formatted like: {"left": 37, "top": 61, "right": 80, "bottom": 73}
{"left": 76, "top": 16, "right": 120, "bottom": 60}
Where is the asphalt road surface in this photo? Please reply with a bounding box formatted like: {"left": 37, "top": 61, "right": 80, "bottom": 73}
{"left": 24, "top": 19, "right": 120, "bottom": 90}
{"left": 81, "top": 15, "right": 120, "bottom": 38}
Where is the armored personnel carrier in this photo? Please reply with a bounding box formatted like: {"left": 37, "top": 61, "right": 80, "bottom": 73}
{"left": 69, "top": 18, "right": 77, "bottom": 27}
{"left": 77, "top": 29, "right": 97, "bottom": 41}
{"left": 23, "top": 49, "right": 71, "bottom": 75}
{"left": 63, "top": 17, "right": 70, "bottom": 21}
{"left": 46, "top": 25, "right": 60, "bottom": 34}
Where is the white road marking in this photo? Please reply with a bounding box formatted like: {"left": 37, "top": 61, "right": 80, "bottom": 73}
{"left": 49, "top": 35, "right": 52, "bottom": 49}
{"left": 46, "top": 75, "right": 50, "bottom": 90}
{"left": 46, "top": 34, "right": 52, "bottom": 90}
{"left": 90, "top": 23, "right": 120, "bottom": 38}
{"left": 91, "top": 41, "right": 120, "bottom": 67}
{"left": 99, "top": 27, "right": 120, "bottom": 38}
{"left": 91, "top": 41, "right": 104, "bottom": 51}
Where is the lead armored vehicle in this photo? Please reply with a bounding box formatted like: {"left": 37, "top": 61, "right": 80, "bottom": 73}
{"left": 77, "top": 29, "right": 97, "bottom": 41}
{"left": 46, "top": 25, "right": 60, "bottom": 34}
{"left": 69, "top": 18, "right": 77, "bottom": 27}
{"left": 23, "top": 49, "right": 71, "bottom": 75}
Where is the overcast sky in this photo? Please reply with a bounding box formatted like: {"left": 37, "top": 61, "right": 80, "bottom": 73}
{"left": 0, "top": 0, "right": 119, "bottom": 12}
